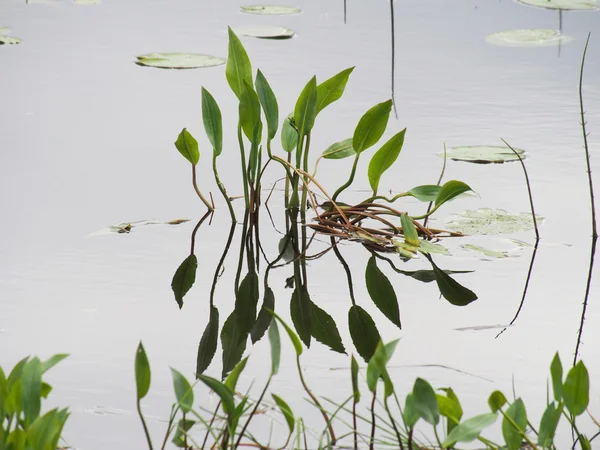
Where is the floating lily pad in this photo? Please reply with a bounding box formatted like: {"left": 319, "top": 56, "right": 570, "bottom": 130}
{"left": 240, "top": 5, "right": 302, "bottom": 14}
{"left": 136, "top": 53, "right": 225, "bottom": 69}
{"left": 486, "top": 29, "right": 574, "bottom": 47}
{"left": 445, "top": 145, "right": 526, "bottom": 164}
{"left": 235, "top": 26, "right": 295, "bottom": 39}
{"left": 0, "top": 36, "right": 22, "bottom": 45}
{"left": 515, "top": 0, "right": 599, "bottom": 10}
{"left": 445, "top": 208, "right": 543, "bottom": 235}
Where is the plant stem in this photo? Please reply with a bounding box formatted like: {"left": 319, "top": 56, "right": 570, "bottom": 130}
{"left": 384, "top": 397, "right": 404, "bottom": 450}
{"left": 237, "top": 124, "right": 250, "bottom": 209}
{"left": 369, "top": 389, "right": 377, "bottom": 450}
{"left": 332, "top": 153, "right": 361, "bottom": 202}
{"left": 137, "top": 399, "right": 154, "bottom": 450}
{"left": 192, "top": 164, "right": 214, "bottom": 210}
{"left": 423, "top": 142, "right": 447, "bottom": 228}
{"left": 213, "top": 153, "right": 237, "bottom": 223}
{"left": 301, "top": 133, "right": 312, "bottom": 211}
{"left": 160, "top": 404, "right": 179, "bottom": 450}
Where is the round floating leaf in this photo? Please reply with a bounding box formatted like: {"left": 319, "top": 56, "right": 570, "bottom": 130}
{"left": 240, "top": 5, "right": 302, "bottom": 14}
{"left": 136, "top": 53, "right": 225, "bottom": 69}
{"left": 235, "top": 26, "right": 295, "bottom": 39}
{"left": 516, "top": 0, "right": 599, "bottom": 10}
{"left": 0, "top": 36, "right": 22, "bottom": 45}
{"left": 446, "top": 208, "right": 544, "bottom": 235}
{"left": 446, "top": 145, "right": 526, "bottom": 164}
{"left": 486, "top": 29, "right": 573, "bottom": 47}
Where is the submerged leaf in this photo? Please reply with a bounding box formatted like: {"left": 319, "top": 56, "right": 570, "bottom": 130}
{"left": 445, "top": 145, "right": 526, "bottom": 164}
{"left": 136, "top": 53, "right": 224, "bottom": 69}
{"left": 251, "top": 287, "right": 275, "bottom": 343}
{"left": 235, "top": 26, "right": 295, "bottom": 39}
{"left": 171, "top": 255, "right": 198, "bottom": 309}
{"left": 365, "top": 257, "right": 401, "bottom": 328}
{"left": 427, "top": 256, "right": 477, "bottom": 306}
{"left": 221, "top": 312, "right": 248, "bottom": 379}
{"left": 196, "top": 306, "right": 219, "bottom": 376}
{"left": 290, "top": 286, "right": 312, "bottom": 347}
{"left": 310, "top": 301, "right": 345, "bottom": 353}
{"left": 486, "top": 29, "right": 573, "bottom": 47}
{"left": 348, "top": 305, "right": 381, "bottom": 362}
{"left": 516, "top": 0, "right": 599, "bottom": 10}
{"left": 446, "top": 208, "right": 544, "bottom": 235}
{"left": 0, "top": 36, "right": 22, "bottom": 45}
{"left": 240, "top": 5, "right": 302, "bottom": 14}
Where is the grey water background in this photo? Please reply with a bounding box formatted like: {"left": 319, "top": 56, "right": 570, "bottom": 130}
{"left": 1, "top": 0, "right": 600, "bottom": 447}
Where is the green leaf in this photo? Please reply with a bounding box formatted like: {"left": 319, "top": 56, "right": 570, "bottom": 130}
{"left": 6, "top": 429, "right": 26, "bottom": 450}
{"left": 404, "top": 393, "right": 420, "bottom": 428}
{"left": 488, "top": 390, "right": 507, "bottom": 412}
{"left": 580, "top": 435, "right": 592, "bottom": 450}
{"left": 502, "top": 398, "right": 527, "bottom": 450}
{"left": 272, "top": 394, "right": 295, "bottom": 433}
{"left": 269, "top": 309, "right": 303, "bottom": 356}
{"left": 21, "top": 357, "right": 42, "bottom": 425}
{"left": 268, "top": 320, "right": 281, "bottom": 375}
{"left": 197, "top": 375, "right": 235, "bottom": 414}
{"left": 235, "top": 272, "right": 260, "bottom": 334}
{"left": 226, "top": 27, "right": 252, "bottom": 99}
{"left": 40, "top": 382, "right": 52, "bottom": 399}
{"left": 437, "top": 388, "right": 463, "bottom": 435}
{"left": 365, "top": 256, "right": 401, "bottom": 328}
{"left": 290, "top": 286, "right": 312, "bottom": 347}
{"left": 538, "top": 401, "right": 562, "bottom": 447}
{"left": 27, "top": 409, "right": 68, "bottom": 450}
{"left": 255, "top": 69, "right": 279, "bottom": 140}
{"left": 352, "top": 100, "right": 392, "bottom": 154}
{"left": 174, "top": 128, "right": 200, "bottom": 165}
{"left": 239, "top": 80, "right": 263, "bottom": 141}
{"left": 196, "top": 306, "right": 219, "bottom": 377}
{"left": 366, "top": 340, "right": 398, "bottom": 398}
{"left": 316, "top": 67, "right": 354, "bottom": 114}
{"left": 220, "top": 312, "right": 248, "bottom": 379}
{"left": 434, "top": 180, "right": 473, "bottom": 208}
{"left": 563, "top": 360, "right": 589, "bottom": 416}
{"left": 322, "top": 138, "right": 355, "bottom": 160}
{"left": 225, "top": 357, "right": 248, "bottom": 393}
{"left": 400, "top": 213, "right": 419, "bottom": 247}
{"left": 281, "top": 114, "right": 298, "bottom": 152}
{"left": 427, "top": 255, "right": 478, "bottom": 306}
{"left": 310, "top": 301, "right": 345, "bottom": 353}
{"left": 348, "top": 305, "right": 381, "bottom": 362}
{"left": 172, "top": 418, "right": 195, "bottom": 448}
{"left": 407, "top": 185, "right": 441, "bottom": 202}
{"left": 171, "top": 254, "right": 198, "bottom": 309}
{"left": 367, "top": 128, "right": 406, "bottom": 194}
{"left": 170, "top": 368, "right": 194, "bottom": 413}
{"left": 412, "top": 378, "right": 439, "bottom": 426}
{"left": 442, "top": 413, "right": 497, "bottom": 447}
{"left": 251, "top": 286, "right": 275, "bottom": 343}
{"left": 294, "top": 76, "right": 318, "bottom": 137}
{"left": 135, "top": 342, "right": 151, "bottom": 400}
{"left": 550, "top": 352, "right": 563, "bottom": 402}
{"left": 201, "top": 88, "right": 223, "bottom": 156}
{"left": 41, "top": 354, "right": 68, "bottom": 374}
{"left": 351, "top": 356, "right": 360, "bottom": 403}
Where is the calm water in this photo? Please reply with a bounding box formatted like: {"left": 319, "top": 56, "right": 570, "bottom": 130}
{"left": 1, "top": 0, "right": 600, "bottom": 448}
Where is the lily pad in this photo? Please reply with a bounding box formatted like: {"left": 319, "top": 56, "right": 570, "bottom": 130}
{"left": 240, "top": 5, "right": 302, "bottom": 14}
{"left": 445, "top": 208, "right": 544, "bottom": 235}
{"left": 136, "top": 53, "right": 225, "bottom": 69}
{"left": 234, "top": 26, "right": 295, "bottom": 39}
{"left": 445, "top": 145, "right": 526, "bottom": 164}
{"left": 515, "top": 0, "right": 599, "bottom": 10}
{"left": 0, "top": 36, "right": 22, "bottom": 45}
{"left": 486, "top": 29, "right": 574, "bottom": 47}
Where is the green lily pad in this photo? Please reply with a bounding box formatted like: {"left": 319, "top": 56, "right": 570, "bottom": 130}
{"left": 0, "top": 27, "right": 10, "bottom": 35}
{"left": 515, "top": 0, "right": 599, "bottom": 10}
{"left": 234, "top": 26, "right": 295, "bottom": 39}
{"left": 136, "top": 53, "right": 225, "bottom": 69}
{"left": 0, "top": 36, "right": 21, "bottom": 45}
{"left": 240, "top": 5, "right": 302, "bottom": 14}
{"left": 445, "top": 145, "right": 526, "bottom": 164}
{"left": 486, "top": 29, "right": 574, "bottom": 47}
{"left": 445, "top": 208, "right": 544, "bottom": 235}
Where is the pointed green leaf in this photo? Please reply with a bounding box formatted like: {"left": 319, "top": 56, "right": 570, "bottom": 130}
{"left": 316, "top": 67, "right": 354, "bottom": 114}
{"left": 404, "top": 393, "right": 420, "bottom": 428}
{"left": 427, "top": 255, "right": 478, "bottom": 306}
{"left": 27, "top": 409, "right": 67, "bottom": 450}
{"left": 294, "top": 76, "right": 318, "bottom": 137}
{"left": 437, "top": 388, "right": 462, "bottom": 435}
{"left": 351, "top": 355, "right": 360, "bottom": 403}
{"left": 226, "top": 27, "right": 252, "bottom": 99}
{"left": 251, "top": 286, "right": 275, "bottom": 343}
{"left": 171, "top": 254, "right": 197, "bottom": 309}
{"left": 310, "top": 301, "right": 345, "bottom": 353}
{"left": 581, "top": 435, "right": 592, "bottom": 450}
{"left": 255, "top": 69, "right": 279, "bottom": 140}
{"left": 21, "top": 357, "right": 42, "bottom": 425}
{"left": 135, "top": 342, "right": 151, "bottom": 400}
{"left": 412, "top": 378, "right": 440, "bottom": 425}
{"left": 538, "top": 401, "right": 562, "bottom": 447}
{"left": 170, "top": 368, "right": 194, "bottom": 413}
{"left": 196, "top": 306, "right": 219, "bottom": 376}
{"left": 201, "top": 88, "right": 223, "bottom": 156}
{"left": 407, "top": 185, "right": 441, "bottom": 202}
{"left": 322, "top": 138, "right": 355, "bottom": 160}
{"left": 290, "top": 286, "right": 312, "bottom": 347}
{"left": 269, "top": 309, "right": 303, "bottom": 356}
{"left": 272, "top": 394, "right": 295, "bottom": 433}
{"left": 239, "top": 80, "right": 263, "bottom": 141}
{"left": 281, "top": 113, "right": 298, "bottom": 152}
{"left": 6, "top": 429, "right": 26, "bottom": 450}
{"left": 442, "top": 413, "right": 497, "bottom": 447}
{"left": 365, "top": 256, "right": 401, "bottom": 328}
{"left": 352, "top": 100, "right": 392, "bottom": 154}
{"left": 220, "top": 311, "right": 248, "bottom": 379}
{"left": 400, "top": 213, "right": 419, "bottom": 247}
{"left": 550, "top": 352, "right": 563, "bottom": 402}
{"left": 368, "top": 128, "right": 406, "bottom": 194}
{"left": 41, "top": 354, "right": 68, "bottom": 374}
{"left": 348, "top": 305, "right": 381, "bottom": 362}
{"left": 502, "top": 398, "right": 527, "bottom": 450}
{"left": 488, "top": 390, "right": 507, "bottom": 412}
{"left": 225, "top": 357, "right": 248, "bottom": 392}
{"left": 434, "top": 180, "right": 473, "bottom": 208}
{"left": 563, "top": 360, "right": 589, "bottom": 416}
{"left": 367, "top": 340, "right": 398, "bottom": 398}
{"left": 197, "top": 375, "right": 235, "bottom": 414}
{"left": 268, "top": 319, "right": 281, "bottom": 375}
{"left": 235, "top": 272, "right": 260, "bottom": 334}
{"left": 40, "top": 382, "right": 52, "bottom": 399}
{"left": 174, "top": 128, "right": 199, "bottom": 165}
